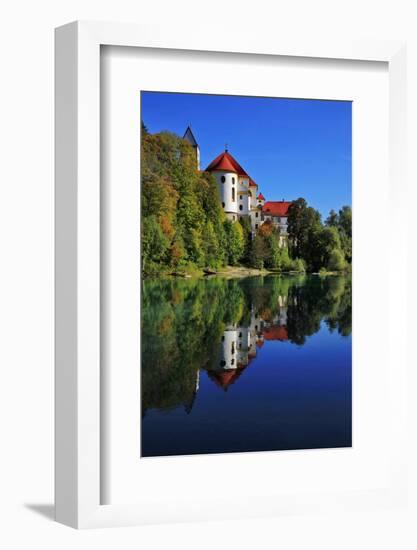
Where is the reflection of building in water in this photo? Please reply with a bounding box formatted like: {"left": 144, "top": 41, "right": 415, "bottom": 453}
{"left": 206, "top": 295, "right": 289, "bottom": 391}
{"left": 261, "top": 294, "right": 288, "bottom": 341}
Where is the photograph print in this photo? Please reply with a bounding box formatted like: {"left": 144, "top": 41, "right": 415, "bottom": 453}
{"left": 140, "top": 92, "right": 352, "bottom": 458}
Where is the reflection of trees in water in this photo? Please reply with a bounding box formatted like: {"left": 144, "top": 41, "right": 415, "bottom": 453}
{"left": 141, "top": 275, "right": 351, "bottom": 414}
{"left": 286, "top": 275, "right": 352, "bottom": 345}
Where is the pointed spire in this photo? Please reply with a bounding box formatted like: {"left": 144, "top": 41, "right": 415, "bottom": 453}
{"left": 183, "top": 125, "right": 198, "bottom": 147}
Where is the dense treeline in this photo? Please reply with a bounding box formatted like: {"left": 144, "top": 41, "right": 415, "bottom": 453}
{"left": 141, "top": 128, "right": 352, "bottom": 275}
{"left": 142, "top": 130, "right": 244, "bottom": 275}
{"left": 287, "top": 199, "right": 352, "bottom": 273}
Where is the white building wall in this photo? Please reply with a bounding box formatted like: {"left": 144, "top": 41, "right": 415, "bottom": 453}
{"left": 238, "top": 192, "right": 249, "bottom": 215}
{"left": 220, "top": 328, "right": 239, "bottom": 370}
{"left": 212, "top": 170, "right": 239, "bottom": 217}
{"left": 250, "top": 208, "right": 261, "bottom": 231}
{"left": 238, "top": 176, "right": 249, "bottom": 192}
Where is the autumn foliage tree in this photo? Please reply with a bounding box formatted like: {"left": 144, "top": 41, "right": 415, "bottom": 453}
{"left": 141, "top": 131, "right": 231, "bottom": 274}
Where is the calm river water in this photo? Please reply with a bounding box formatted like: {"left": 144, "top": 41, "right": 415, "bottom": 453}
{"left": 141, "top": 274, "right": 351, "bottom": 457}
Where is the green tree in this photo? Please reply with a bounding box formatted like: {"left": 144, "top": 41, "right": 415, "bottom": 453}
{"left": 142, "top": 215, "right": 170, "bottom": 272}
{"left": 141, "top": 130, "right": 227, "bottom": 274}
{"left": 250, "top": 233, "right": 267, "bottom": 269}
{"left": 327, "top": 248, "right": 347, "bottom": 271}
{"left": 202, "top": 220, "right": 220, "bottom": 267}
{"left": 287, "top": 198, "right": 322, "bottom": 263}
{"left": 225, "top": 220, "right": 245, "bottom": 265}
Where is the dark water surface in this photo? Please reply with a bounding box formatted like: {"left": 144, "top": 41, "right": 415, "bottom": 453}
{"left": 141, "top": 274, "right": 351, "bottom": 457}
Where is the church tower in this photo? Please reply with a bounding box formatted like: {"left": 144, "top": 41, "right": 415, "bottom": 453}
{"left": 205, "top": 148, "right": 258, "bottom": 222}
{"left": 183, "top": 125, "right": 200, "bottom": 170}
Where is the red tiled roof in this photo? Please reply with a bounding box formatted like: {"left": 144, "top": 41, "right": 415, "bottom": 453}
{"left": 262, "top": 325, "right": 289, "bottom": 341}
{"left": 257, "top": 193, "right": 265, "bottom": 201}
{"left": 262, "top": 201, "right": 292, "bottom": 217}
{"left": 249, "top": 178, "right": 257, "bottom": 187}
{"left": 206, "top": 151, "right": 249, "bottom": 177}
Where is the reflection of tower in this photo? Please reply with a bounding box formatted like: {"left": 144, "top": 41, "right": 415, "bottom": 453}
{"left": 183, "top": 370, "right": 200, "bottom": 415}
{"left": 183, "top": 125, "right": 200, "bottom": 170}
{"left": 220, "top": 326, "right": 239, "bottom": 370}
{"left": 206, "top": 316, "right": 267, "bottom": 391}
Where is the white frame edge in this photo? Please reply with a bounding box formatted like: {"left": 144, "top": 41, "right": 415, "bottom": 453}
{"left": 55, "top": 20, "right": 407, "bottom": 529}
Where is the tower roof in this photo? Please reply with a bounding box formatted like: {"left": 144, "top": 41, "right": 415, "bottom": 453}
{"left": 206, "top": 150, "right": 249, "bottom": 177}
{"left": 183, "top": 126, "right": 199, "bottom": 147}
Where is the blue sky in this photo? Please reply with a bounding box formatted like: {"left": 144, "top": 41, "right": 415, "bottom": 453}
{"left": 141, "top": 92, "right": 351, "bottom": 219}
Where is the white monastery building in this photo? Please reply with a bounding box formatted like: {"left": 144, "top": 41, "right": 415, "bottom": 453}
{"left": 184, "top": 126, "right": 292, "bottom": 240}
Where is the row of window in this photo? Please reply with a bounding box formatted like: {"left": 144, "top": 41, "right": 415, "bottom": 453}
{"left": 220, "top": 176, "right": 253, "bottom": 197}
{"left": 221, "top": 201, "right": 259, "bottom": 219}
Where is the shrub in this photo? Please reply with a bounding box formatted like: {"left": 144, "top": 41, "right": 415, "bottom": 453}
{"left": 292, "top": 258, "right": 306, "bottom": 272}
{"left": 327, "top": 248, "right": 346, "bottom": 272}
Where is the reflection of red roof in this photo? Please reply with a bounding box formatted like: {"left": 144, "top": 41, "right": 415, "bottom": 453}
{"left": 262, "top": 201, "right": 292, "bottom": 217}
{"left": 257, "top": 339, "right": 264, "bottom": 347}
{"left": 206, "top": 151, "right": 249, "bottom": 176}
{"left": 263, "top": 325, "right": 288, "bottom": 341}
{"left": 206, "top": 354, "right": 257, "bottom": 391}
{"left": 209, "top": 370, "right": 239, "bottom": 388}
{"left": 258, "top": 193, "right": 265, "bottom": 200}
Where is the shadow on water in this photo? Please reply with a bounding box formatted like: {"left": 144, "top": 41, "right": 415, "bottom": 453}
{"left": 141, "top": 274, "right": 352, "bottom": 457}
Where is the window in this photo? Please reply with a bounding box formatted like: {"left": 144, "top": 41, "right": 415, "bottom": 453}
{"left": 232, "top": 177, "right": 235, "bottom": 184}
{"left": 222, "top": 202, "right": 225, "bottom": 208}
{"left": 239, "top": 195, "right": 242, "bottom": 200}
{"left": 232, "top": 215, "right": 235, "bottom": 221}
{"left": 277, "top": 217, "right": 281, "bottom": 223}
{"left": 255, "top": 224, "right": 259, "bottom": 229}
{"left": 231, "top": 359, "right": 235, "bottom": 365}
{"left": 221, "top": 175, "right": 226, "bottom": 183}
{"left": 232, "top": 187, "right": 235, "bottom": 202}
{"left": 239, "top": 332, "right": 242, "bottom": 338}
{"left": 220, "top": 360, "right": 226, "bottom": 367}
{"left": 255, "top": 212, "right": 258, "bottom": 218}
{"left": 239, "top": 205, "right": 243, "bottom": 211}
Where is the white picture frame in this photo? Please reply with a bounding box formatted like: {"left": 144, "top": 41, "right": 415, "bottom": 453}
{"left": 55, "top": 20, "right": 408, "bottom": 529}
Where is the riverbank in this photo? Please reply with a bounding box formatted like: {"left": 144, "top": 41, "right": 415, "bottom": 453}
{"left": 143, "top": 264, "right": 310, "bottom": 279}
